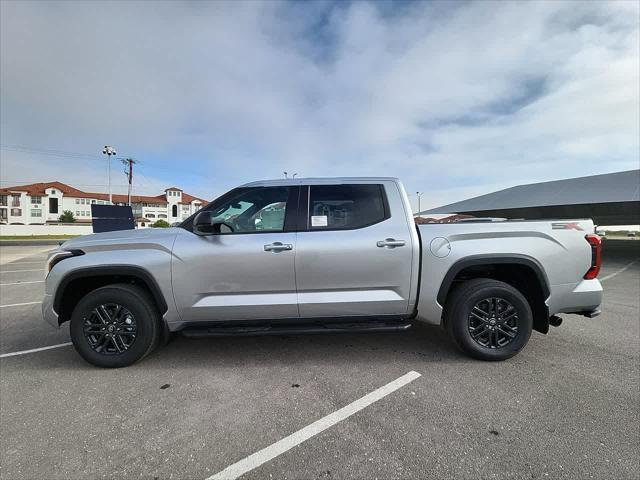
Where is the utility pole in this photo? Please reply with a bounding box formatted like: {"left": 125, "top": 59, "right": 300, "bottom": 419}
{"left": 121, "top": 158, "right": 136, "bottom": 205}
{"left": 102, "top": 146, "right": 117, "bottom": 204}
{"left": 416, "top": 192, "right": 422, "bottom": 217}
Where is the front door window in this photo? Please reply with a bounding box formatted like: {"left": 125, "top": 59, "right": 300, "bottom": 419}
{"left": 207, "top": 187, "right": 290, "bottom": 234}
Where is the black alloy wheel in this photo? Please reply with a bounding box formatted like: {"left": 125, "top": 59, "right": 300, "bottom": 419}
{"left": 445, "top": 278, "right": 533, "bottom": 361}
{"left": 83, "top": 303, "right": 138, "bottom": 355}
{"left": 70, "top": 284, "right": 160, "bottom": 368}
{"left": 467, "top": 297, "right": 519, "bottom": 349}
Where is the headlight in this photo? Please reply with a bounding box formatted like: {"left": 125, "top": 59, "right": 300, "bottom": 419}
{"left": 46, "top": 249, "right": 84, "bottom": 276}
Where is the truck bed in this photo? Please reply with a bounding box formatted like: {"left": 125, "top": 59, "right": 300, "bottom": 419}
{"left": 415, "top": 219, "right": 602, "bottom": 325}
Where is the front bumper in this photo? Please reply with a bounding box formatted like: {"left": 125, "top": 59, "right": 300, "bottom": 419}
{"left": 42, "top": 293, "right": 59, "bottom": 328}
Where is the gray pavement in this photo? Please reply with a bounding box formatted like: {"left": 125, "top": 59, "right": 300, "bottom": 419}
{"left": 0, "top": 245, "right": 52, "bottom": 265}
{"left": 0, "top": 241, "right": 638, "bottom": 479}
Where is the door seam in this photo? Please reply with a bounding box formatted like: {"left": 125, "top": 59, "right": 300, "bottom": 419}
{"left": 293, "top": 231, "right": 300, "bottom": 317}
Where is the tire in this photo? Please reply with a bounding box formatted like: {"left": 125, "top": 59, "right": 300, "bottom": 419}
{"left": 69, "top": 284, "right": 161, "bottom": 368}
{"left": 445, "top": 278, "right": 533, "bottom": 361}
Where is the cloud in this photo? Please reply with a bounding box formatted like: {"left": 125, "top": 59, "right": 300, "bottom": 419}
{"left": 1, "top": 0, "right": 638, "bottom": 209}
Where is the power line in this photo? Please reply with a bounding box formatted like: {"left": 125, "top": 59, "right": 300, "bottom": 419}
{"left": 136, "top": 162, "right": 206, "bottom": 179}
{"left": 1, "top": 143, "right": 200, "bottom": 177}
{"left": 133, "top": 171, "right": 156, "bottom": 189}
{"left": 0, "top": 144, "right": 103, "bottom": 161}
{"left": 0, "top": 180, "right": 130, "bottom": 187}
{"left": 1, "top": 143, "right": 99, "bottom": 156}
{"left": 0, "top": 172, "right": 172, "bottom": 196}
{"left": 2, "top": 143, "right": 210, "bottom": 186}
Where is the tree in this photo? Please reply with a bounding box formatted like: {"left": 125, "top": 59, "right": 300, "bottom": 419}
{"left": 58, "top": 210, "right": 76, "bottom": 223}
{"left": 152, "top": 219, "right": 170, "bottom": 228}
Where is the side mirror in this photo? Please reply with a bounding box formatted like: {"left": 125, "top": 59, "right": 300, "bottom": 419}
{"left": 193, "top": 211, "right": 214, "bottom": 235}
{"left": 193, "top": 211, "right": 234, "bottom": 236}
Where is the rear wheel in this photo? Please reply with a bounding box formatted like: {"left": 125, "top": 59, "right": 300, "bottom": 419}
{"left": 70, "top": 284, "right": 160, "bottom": 368}
{"left": 445, "top": 278, "right": 533, "bottom": 361}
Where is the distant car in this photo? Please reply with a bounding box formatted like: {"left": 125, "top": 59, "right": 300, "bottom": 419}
{"left": 628, "top": 231, "right": 637, "bottom": 237}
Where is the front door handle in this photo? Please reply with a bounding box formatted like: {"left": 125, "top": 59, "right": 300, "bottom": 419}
{"left": 264, "top": 242, "right": 293, "bottom": 252}
{"left": 377, "top": 238, "right": 406, "bottom": 248}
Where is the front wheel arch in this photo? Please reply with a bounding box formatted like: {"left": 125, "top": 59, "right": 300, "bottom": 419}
{"left": 54, "top": 266, "right": 168, "bottom": 325}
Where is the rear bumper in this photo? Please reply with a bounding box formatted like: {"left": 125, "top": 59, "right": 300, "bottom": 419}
{"left": 547, "top": 279, "right": 603, "bottom": 317}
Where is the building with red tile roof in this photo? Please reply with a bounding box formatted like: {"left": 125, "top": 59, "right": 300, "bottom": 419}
{"left": 0, "top": 181, "right": 207, "bottom": 225}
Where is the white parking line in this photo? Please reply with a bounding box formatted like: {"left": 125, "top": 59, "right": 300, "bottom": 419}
{"left": 600, "top": 259, "right": 639, "bottom": 282}
{"left": 3, "top": 262, "right": 45, "bottom": 266}
{"left": 0, "top": 280, "right": 45, "bottom": 286}
{"left": 0, "top": 342, "right": 72, "bottom": 358}
{"left": 207, "top": 370, "right": 421, "bottom": 480}
{"left": 0, "top": 301, "right": 42, "bottom": 308}
{"left": 0, "top": 269, "right": 44, "bottom": 273}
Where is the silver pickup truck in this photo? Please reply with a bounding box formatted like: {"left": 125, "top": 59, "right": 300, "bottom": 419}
{"left": 43, "top": 177, "right": 603, "bottom": 367}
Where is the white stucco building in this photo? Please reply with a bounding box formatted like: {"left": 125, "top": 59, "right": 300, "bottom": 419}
{"left": 0, "top": 182, "right": 207, "bottom": 226}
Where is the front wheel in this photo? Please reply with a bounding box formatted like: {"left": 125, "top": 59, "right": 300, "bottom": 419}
{"left": 445, "top": 278, "right": 533, "bottom": 361}
{"left": 70, "top": 284, "right": 160, "bottom": 368}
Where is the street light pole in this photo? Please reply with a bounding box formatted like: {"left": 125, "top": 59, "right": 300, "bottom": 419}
{"left": 102, "top": 146, "right": 117, "bottom": 204}
{"left": 416, "top": 192, "right": 422, "bottom": 217}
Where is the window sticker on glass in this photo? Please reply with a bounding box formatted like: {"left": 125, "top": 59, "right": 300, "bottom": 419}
{"left": 311, "top": 215, "right": 328, "bottom": 227}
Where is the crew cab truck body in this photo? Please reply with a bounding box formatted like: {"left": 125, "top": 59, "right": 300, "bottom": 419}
{"left": 43, "top": 177, "right": 603, "bottom": 367}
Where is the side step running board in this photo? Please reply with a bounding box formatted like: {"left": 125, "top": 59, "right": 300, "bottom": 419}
{"left": 181, "top": 320, "right": 412, "bottom": 338}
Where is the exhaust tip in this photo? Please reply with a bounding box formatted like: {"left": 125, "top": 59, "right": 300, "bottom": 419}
{"left": 549, "top": 315, "right": 563, "bottom": 327}
{"left": 583, "top": 308, "right": 601, "bottom": 318}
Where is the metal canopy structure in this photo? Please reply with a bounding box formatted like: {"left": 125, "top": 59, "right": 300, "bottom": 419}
{"left": 421, "top": 170, "right": 640, "bottom": 226}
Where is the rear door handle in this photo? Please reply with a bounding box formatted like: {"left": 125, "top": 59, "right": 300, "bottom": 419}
{"left": 264, "top": 242, "right": 293, "bottom": 252}
{"left": 377, "top": 238, "right": 406, "bottom": 248}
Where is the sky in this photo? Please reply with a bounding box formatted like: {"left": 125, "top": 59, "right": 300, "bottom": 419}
{"left": 1, "top": 0, "right": 638, "bottom": 211}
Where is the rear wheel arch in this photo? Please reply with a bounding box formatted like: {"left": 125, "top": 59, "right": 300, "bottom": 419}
{"left": 54, "top": 266, "right": 168, "bottom": 325}
{"left": 438, "top": 255, "right": 550, "bottom": 334}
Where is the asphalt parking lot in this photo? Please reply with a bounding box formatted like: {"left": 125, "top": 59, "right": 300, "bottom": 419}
{"left": 1, "top": 241, "right": 638, "bottom": 480}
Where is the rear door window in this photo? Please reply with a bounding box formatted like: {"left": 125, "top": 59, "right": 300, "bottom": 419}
{"left": 307, "top": 184, "right": 388, "bottom": 230}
